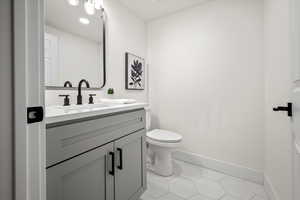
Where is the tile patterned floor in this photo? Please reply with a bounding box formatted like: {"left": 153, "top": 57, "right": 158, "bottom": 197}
{"left": 140, "top": 160, "right": 268, "bottom": 200}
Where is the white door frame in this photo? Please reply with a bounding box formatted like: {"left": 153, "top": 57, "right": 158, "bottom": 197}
{"left": 13, "top": 0, "right": 46, "bottom": 200}
{"left": 291, "top": 0, "right": 300, "bottom": 199}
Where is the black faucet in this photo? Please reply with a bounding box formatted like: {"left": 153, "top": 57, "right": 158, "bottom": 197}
{"left": 64, "top": 81, "right": 73, "bottom": 88}
{"left": 77, "top": 79, "right": 90, "bottom": 105}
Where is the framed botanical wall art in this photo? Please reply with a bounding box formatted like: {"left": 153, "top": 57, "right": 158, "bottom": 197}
{"left": 125, "top": 52, "right": 145, "bottom": 90}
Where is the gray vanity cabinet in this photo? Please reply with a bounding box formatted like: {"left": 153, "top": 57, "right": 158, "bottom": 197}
{"left": 46, "top": 143, "right": 114, "bottom": 200}
{"left": 46, "top": 109, "right": 146, "bottom": 200}
{"left": 114, "top": 130, "right": 146, "bottom": 200}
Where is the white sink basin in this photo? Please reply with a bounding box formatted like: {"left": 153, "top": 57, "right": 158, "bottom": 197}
{"left": 47, "top": 99, "right": 137, "bottom": 115}
{"left": 55, "top": 103, "right": 110, "bottom": 112}
{"left": 46, "top": 102, "right": 148, "bottom": 124}
{"left": 46, "top": 103, "right": 111, "bottom": 117}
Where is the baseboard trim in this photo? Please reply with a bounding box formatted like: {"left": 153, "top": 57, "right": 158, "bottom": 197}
{"left": 264, "top": 175, "right": 280, "bottom": 200}
{"left": 173, "top": 150, "right": 264, "bottom": 184}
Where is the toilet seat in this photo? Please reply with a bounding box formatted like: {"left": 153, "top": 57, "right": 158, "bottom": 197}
{"left": 147, "top": 129, "right": 182, "bottom": 143}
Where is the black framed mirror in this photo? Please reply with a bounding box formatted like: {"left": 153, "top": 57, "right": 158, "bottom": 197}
{"left": 45, "top": 0, "right": 106, "bottom": 90}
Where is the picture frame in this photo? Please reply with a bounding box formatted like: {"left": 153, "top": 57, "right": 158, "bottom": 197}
{"left": 125, "top": 52, "right": 145, "bottom": 90}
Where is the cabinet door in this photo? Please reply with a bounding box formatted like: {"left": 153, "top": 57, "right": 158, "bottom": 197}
{"left": 46, "top": 143, "right": 114, "bottom": 200}
{"left": 114, "top": 129, "right": 147, "bottom": 200}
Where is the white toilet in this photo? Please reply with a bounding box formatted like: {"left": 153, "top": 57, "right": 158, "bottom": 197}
{"left": 145, "top": 108, "right": 182, "bottom": 177}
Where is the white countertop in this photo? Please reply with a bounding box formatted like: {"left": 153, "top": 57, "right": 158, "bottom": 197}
{"left": 46, "top": 102, "right": 148, "bottom": 124}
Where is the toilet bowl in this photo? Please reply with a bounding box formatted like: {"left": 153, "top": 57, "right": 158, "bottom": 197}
{"left": 145, "top": 108, "right": 182, "bottom": 176}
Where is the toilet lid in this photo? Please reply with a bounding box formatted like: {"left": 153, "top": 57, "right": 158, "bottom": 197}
{"left": 147, "top": 129, "right": 182, "bottom": 143}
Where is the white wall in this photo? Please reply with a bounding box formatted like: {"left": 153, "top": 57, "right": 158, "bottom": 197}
{"left": 148, "top": 0, "right": 265, "bottom": 171}
{"left": 0, "top": 0, "right": 13, "bottom": 199}
{"left": 45, "top": 0, "right": 148, "bottom": 106}
{"left": 264, "top": 0, "right": 293, "bottom": 199}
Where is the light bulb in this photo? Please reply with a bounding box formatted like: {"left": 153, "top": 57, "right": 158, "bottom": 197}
{"left": 67, "top": 0, "right": 79, "bottom": 6}
{"left": 84, "top": 0, "right": 95, "bottom": 15}
{"left": 95, "top": 0, "right": 104, "bottom": 10}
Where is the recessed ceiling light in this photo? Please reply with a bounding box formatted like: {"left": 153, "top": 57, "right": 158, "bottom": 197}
{"left": 79, "top": 17, "right": 90, "bottom": 25}
{"left": 67, "top": 0, "right": 79, "bottom": 6}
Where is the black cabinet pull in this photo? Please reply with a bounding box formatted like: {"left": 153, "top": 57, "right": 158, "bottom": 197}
{"left": 117, "top": 148, "right": 123, "bottom": 170}
{"left": 109, "top": 152, "right": 115, "bottom": 176}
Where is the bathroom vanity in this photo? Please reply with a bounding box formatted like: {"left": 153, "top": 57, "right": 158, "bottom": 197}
{"left": 46, "top": 103, "right": 147, "bottom": 200}
{"left": 44, "top": 0, "right": 148, "bottom": 199}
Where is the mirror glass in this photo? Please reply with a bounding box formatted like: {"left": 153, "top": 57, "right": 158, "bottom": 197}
{"left": 45, "top": 0, "right": 105, "bottom": 89}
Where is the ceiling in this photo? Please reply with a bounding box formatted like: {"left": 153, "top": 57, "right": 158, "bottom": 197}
{"left": 118, "top": 0, "right": 210, "bottom": 21}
